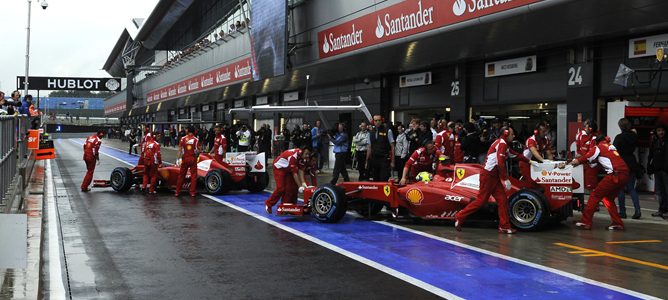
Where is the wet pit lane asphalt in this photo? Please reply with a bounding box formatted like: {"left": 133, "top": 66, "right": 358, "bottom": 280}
{"left": 49, "top": 138, "right": 668, "bottom": 299}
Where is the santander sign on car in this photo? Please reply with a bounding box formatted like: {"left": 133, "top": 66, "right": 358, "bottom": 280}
{"left": 318, "top": 0, "right": 543, "bottom": 59}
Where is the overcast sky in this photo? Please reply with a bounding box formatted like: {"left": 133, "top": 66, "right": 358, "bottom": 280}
{"left": 0, "top": 0, "right": 159, "bottom": 94}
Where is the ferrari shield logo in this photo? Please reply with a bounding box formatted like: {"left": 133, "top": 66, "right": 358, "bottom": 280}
{"left": 383, "top": 185, "right": 391, "bottom": 197}
{"left": 456, "top": 168, "right": 465, "bottom": 180}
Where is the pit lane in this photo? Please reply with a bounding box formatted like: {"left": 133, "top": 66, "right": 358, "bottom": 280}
{"left": 49, "top": 137, "right": 667, "bottom": 299}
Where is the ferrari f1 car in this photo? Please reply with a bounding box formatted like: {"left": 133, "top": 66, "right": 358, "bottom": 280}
{"left": 277, "top": 162, "right": 583, "bottom": 231}
{"left": 94, "top": 152, "right": 269, "bottom": 194}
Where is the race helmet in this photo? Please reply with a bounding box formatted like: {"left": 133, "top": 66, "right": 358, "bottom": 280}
{"left": 416, "top": 172, "right": 433, "bottom": 183}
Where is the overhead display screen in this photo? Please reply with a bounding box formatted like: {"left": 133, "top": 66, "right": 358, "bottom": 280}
{"left": 250, "top": 0, "right": 287, "bottom": 81}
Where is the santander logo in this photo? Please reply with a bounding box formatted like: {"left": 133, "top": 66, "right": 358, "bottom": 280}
{"left": 375, "top": 17, "right": 385, "bottom": 38}
{"left": 453, "top": 0, "right": 467, "bottom": 16}
{"left": 374, "top": 0, "right": 434, "bottom": 39}
{"left": 322, "top": 24, "right": 364, "bottom": 55}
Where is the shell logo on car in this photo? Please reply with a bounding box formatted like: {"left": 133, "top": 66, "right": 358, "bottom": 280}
{"left": 406, "top": 188, "right": 424, "bottom": 205}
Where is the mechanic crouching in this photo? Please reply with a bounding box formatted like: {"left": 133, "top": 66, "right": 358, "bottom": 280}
{"left": 455, "top": 127, "right": 529, "bottom": 234}
{"left": 399, "top": 140, "right": 441, "bottom": 185}
{"left": 561, "top": 136, "right": 629, "bottom": 231}
{"left": 264, "top": 147, "right": 311, "bottom": 214}
{"left": 175, "top": 126, "right": 200, "bottom": 197}
{"left": 81, "top": 130, "right": 105, "bottom": 192}
{"left": 141, "top": 133, "right": 162, "bottom": 194}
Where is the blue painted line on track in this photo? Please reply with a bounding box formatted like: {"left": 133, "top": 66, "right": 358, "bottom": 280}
{"left": 67, "top": 138, "right": 650, "bottom": 300}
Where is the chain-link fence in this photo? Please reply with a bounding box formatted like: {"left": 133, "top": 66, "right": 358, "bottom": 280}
{"left": 1, "top": 116, "right": 29, "bottom": 210}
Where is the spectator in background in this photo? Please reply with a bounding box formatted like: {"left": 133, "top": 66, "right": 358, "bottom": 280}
{"left": 236, "top": 124, "right": 252, "bottom": 152}
{"left": 430, "top": 118, "right": 438, "bottom": 140}
{"left": 330, "top": 123, "right": 350, "bottom": 184}
{"left": 312, "top": 120, "right": 323, "bottom": 171}
{"left": 648, "top": 124, "right": 668, "bottom": 218}
{"left": 128, "top": 129, "right": 138, "bottom": 155}
{"left": 406, "top": 119, "right": 421, "bottom": 154}
{"left": 300, "top": 123, "right": 312, "bottom": 151}
{"left": 291, "top": 125, "right": 302, "bottom": 149}
{"left": 19, "top": 94, "right": 32, "bottom": 115}
{"left": 614, "top": 118, "right": 642, "bottom": 219}
{"left": 353, "top": 121, "right": 370, "bottom": 181}
{"left": 235, "top": 20, "right": 242, "bottom": 31}
{"left": 461, "top": 122, "right": 486, "bottom": 163}
{"left": 394, "top": 124, "right": 409, "bottom": 179}
{"left": 281, "top": 124, "right": 291, "bottom": 152}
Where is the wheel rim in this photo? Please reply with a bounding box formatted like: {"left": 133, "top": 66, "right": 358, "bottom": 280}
{"left": 313, "top": 192, "right": 334, "bottom": 215}
{"left": 207, "top": 175, "right": 220, "bottom": 191}
{"left": 111, "top": 172, "right": 123, "bottom": 187}
{"left": 512, "top": 198, "right": 537, "bottom": 224}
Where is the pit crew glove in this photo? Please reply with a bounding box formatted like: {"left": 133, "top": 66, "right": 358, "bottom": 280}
{"left": 503, "top": 179, "right": 512, "bottom": 191}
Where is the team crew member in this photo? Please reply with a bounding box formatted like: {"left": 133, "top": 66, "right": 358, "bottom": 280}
{"left": 264, "top": 147, "right": 311, "bottom": 214}
{"left": 367, "top": 115, "right": 395, "bottom": 182}
{"left": 399, "top": 140, "right": 441, "bottom": 185}
{"left": 519, "top": 122, "right": 553, "bottom": 185}
{"left": 175, "top": 126, "right": 200, "bottom": 197}
{"left": 210, "top": 126, "right": 227, "bottom": 164}
{"left": 562, "top": 136, "right": 629, "bottom": 230}
{"left": 576, "top": 119, "right": 599, "bottom": 189}
{"left": 352, "top": 121, "right": 370, "bottom": 181}
{"left": 434, "top": 120, "right": 455, "bottom": 161}
{"left": 141, "top": 133, "right": 162, "bottom": 194}
{"left": 81, "top": 130, "right": 105, "bottom": 192}
{"left": 455, "top": 127, "right": 529, "bottom": 234}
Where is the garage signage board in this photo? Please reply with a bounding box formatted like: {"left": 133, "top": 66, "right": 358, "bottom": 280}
{"left": 399, "top": 72, "right": 432, "bottom": 88}
{"left": 629, "top": 33, "right": 668, "bottom": 59}
{"left": 318, "top": 0, "right": 544, "bottom": 59}
{"left": 485, "top": 55, "right": 536, "bottom": 78}
{"left": 17, "top": 76, "right": 121, "bottom": 91}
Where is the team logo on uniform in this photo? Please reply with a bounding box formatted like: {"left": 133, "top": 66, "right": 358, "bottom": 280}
{"left": 406, "top": 188, "right": 423, "bottom": 205}
{"left": 456, "top": 168, "right": 465, "bottom": 180}
{"left": 383, "top": 185, "right": 391, "bottom": 197}
{"left": 186, "top": 145, "right": 192, "bottom": 151}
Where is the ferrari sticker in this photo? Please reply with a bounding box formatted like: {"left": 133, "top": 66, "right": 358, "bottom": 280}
{"left": 406, "top": 188, "right": 423, "bottom": 205}
{"left": 456, "top": 168, "right": 465, "bottom": 180}
{"left": 383, "top": 185, "right": 391, "bottom": 197}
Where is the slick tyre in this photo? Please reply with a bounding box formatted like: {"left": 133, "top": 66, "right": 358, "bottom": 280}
{"left": 204, "top": 170, "right": 231, "bottom": 195}
{"left": 508, "top": 189, "right": 549, "bottom": 231}
{"left": 311, "top": 184, "right": 347, "bottom": 223}
{"left": 245, "top": 172, "right": 269, "bottom": 193}
{"left": 110, "top": 167, "right": 133, "bottom": 192}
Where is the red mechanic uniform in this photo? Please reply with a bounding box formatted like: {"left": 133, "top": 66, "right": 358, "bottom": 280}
{"left": 434, "top": 130, "right": 454, "bottom": 159}
{"left": 265, "top": 149, "right": 305, "bottom": 209}
{"left": 176, "top": 135, "right": 200, "bottom": 196}
{"left": 456, "top": 137, "right": 528, "bottom": 231}
{"left": 575, "top": 138, "right": 629, "bottom": 229}
{"left": 519, "top": 134, "right": 551, "bottom": 186}
{"left": 141, "top": 137, "right": 162, "bottom": 193}
{"left": 211, "top": 133, "right": 227, "bottom": 163}
{"left": 404, "top": 147, "right": 441, "bottom": 179}
{"left": 453, "top": 135, "right": 464, "bottom": 163}
{"left": 81, "top": 134, "right": 102, "bottom": 191}
{"left": 576, "top": 129, "right": 599, "bottom": 189}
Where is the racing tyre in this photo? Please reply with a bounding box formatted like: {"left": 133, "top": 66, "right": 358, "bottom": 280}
{"left": 204, "top": 170, "right": 231, "bottom": 195}
{"left": 110, "top": 167, "right": 133, "bottom": 192}
{"left": 310, "top": 184, "right": 347, "bottom": 223}
{"left": 245, "top": 172, "right": 269, "bottom": 193}
{"left": 508, "top": 189, "right": 549, "bottom": 231}
{"left": 354, "top": 201, "right": 385, "bottom": 218}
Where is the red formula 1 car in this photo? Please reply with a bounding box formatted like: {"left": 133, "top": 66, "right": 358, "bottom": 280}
{"left": 278, "top": 162, "right": 582, "bottom": 231}
{"left": 94, "top": 153, "right": 269, "bottom": 194}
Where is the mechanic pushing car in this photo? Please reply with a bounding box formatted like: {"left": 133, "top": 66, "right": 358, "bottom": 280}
{"left": 455, "top": 126, "right": 531, "bottom": 234}
{"left": 264, "top": 147, "right": 311, "bottom": 214}
{"left": 141, "top": 133, "right": 163, "bottom": 194}
{"left": 175, "top": 126, "right": 200, "bottom": 197}
{"left": 519, "top": 122, "right": 553, "bottom": 187}
{"left": 81, "top": 130, "right": 105, "bottom": 192}
{"left": 576, "top": 119, "right": 599, "bottom": 190}
{"left": 210, "top": 125, "right": 227, "bottom": 164}
{"left": 399, "top": 140, "right": 441, "bottom": 185}
{"left": 561, "top": 136, "right": 629, "bottom": 231}
{"left": 434, "top": 120, "right": 455, "bottom": 161}
{"left": 366, "top": 114, "right": 395, "bottom": 182}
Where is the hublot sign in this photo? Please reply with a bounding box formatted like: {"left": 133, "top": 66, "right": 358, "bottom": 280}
{"left": 17, "top": 76, "right": 122, "bottom": 91}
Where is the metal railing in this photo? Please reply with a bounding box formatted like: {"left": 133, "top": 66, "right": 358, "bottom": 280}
{"left": 1, "top": 116, "right": 29, "bottom": 209}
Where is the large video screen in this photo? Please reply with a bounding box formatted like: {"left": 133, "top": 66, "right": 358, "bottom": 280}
{"left": 250, "top": 0, "right": 287, "bottom": 81}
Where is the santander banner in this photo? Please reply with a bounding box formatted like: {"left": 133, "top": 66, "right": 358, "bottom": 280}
{"left": 104, "top": 102, "right": 126, "bottom": 115}
{"left": 318, "top": 0, "right": 543, "bottom": 59}
{"left": 146, "top": 57, "right": 252, "bottom": 104}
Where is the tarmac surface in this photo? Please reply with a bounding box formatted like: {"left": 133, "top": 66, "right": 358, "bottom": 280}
{"left": 42, "top": 136, "right": 668, "bottom": 299}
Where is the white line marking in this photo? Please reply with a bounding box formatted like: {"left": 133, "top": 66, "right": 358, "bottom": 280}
{"left": 200, "top": 194, "right": 462, "bottom": 300}
{"left": 64, "top": 138, "right": 659, "bottom": 299}
{"left": 45, "top": 160, "right": 67, "bottom": 299}
{"left": 373, "top": 220, "right": 660, "bottom": 300}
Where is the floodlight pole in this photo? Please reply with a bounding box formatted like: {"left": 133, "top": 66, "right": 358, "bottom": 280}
{"left": 23, "top": 0, "right": 33, "bottom": 100}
